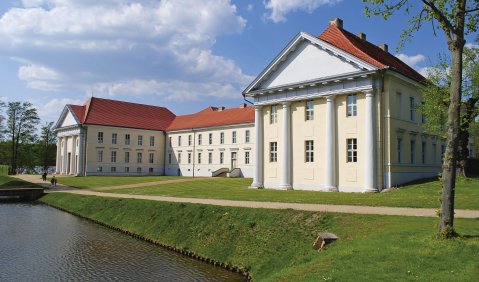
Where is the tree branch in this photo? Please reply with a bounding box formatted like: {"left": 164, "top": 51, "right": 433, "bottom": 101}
{"left": 421, "top": 0, "right": 455, "bottom": 40}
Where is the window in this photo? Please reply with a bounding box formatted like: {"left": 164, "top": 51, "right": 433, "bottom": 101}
{"left": 125, "top": 167, "right": 129, "bottom": 173}
{"left": 149, "top": 167, "right": 154, "bottom": 174}
{"left": 168, "top": 153, "right": 172, "bottom": 164}
{"left": 232, "top": 131, "right": 237, "bottom": 143}
{"left": 111, "top": 151, "right": 117, "bottom": 163}
{"left": 98, "top": 132, "right": 103, "bottom": 143}
{"left": 397, "top": 138, "right": 402, "bottom": 163}
{"left": 208, "top": 152, "right": 212, "bottom": 164}
{"left": 305, "top": 140, "right": 314, "bottom": 162}
{"left": 270, "top": 142, "right": 277, "bottom": 162}
{"left": 111, "top": 167, "right": 116, "bottom": 173}
{"left": 188, "top": 135, "right": 192, "bottom": 146}
{"left": 422, "top": 141, "right": 426, "bottom": 164}
{"left": 306, "top": 100, "right": 314, "bottom": 120}
{"left": 188, "top": 153, "right": 192, "bottom": 164}
{"left": 270, "top": 105, "right": 277, "bottom": 124}
{"left": 198, "top": 153, "right": 202, "bottom": 164}
{"left": 347, "top": 138, "right": 357, "bottom": 163}
{"left": 220, "top": 132, "right": 224, "bottom": 144}
{"left": 138, "top": 135, "right": 143, "bottom": 146}
{"left": 150, "top": 136, "right": 155, "bottom": 146}
{"left": 169, "top": 137, "right": 172, "bottom": 147}
{"left": 178, "top": 136, "right": 182, "bottom": 146}
{"left": 347, "top": 94, "right": 357, "bottom": 117}
{"left": 137, "top": 167, "right": 141, "bottom": 173}
{"left": 178, "top": 153, "right": 182, "bottom": 164}
{"left": 410, "top": 140, "right": 416, "bottom": 164}
{"left": 76, "top": 139, "right": 79, "bottom": 147}
{"left": 124, "top": 152, "right": 130, "bottom": 163}
{"left": 97, "top": 166, "right": 103, "bottom": 172}
{"left": 220, "top": 152, "right": 224, "bottom": 164}
{"left": 125, "top": 134, "right": 130, "bottom": 145}
{"left": 245, "top": 151, "right": 250, "bottom": 164}
{"left": 137, "top": 152, "right": 142, "bottom": 163}
{"left": 209, "top": 133, "right": 213, "bottom": 145}
{"left": 410, "top": 97, "right": 416, "bottom": 121}
{"left": 97, "top": 150, "right": 103, "bottom": 162}
{"left": 245, "top": 130, "right": 250, "bottom": 143}
{"left": 149, "top": 153, "right": 154, "bottom": 164}
{"left": 112, "top": 133, "right": 117, "bottom": 144}
{"left": 198, "top": 134, "right": 202, "bottom": 145}
{"left": 396, "top": 92, "right": 402, "bottom": 118}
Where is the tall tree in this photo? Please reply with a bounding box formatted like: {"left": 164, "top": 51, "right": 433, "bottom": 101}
{"left": 38, "top": 121, "right": 57, "bottom": 171}
{"left": 4, "top": 102, "right": 40, "bottom": 174}
{"left": 0, "top": 99, "right": 5, "bottom": 140}
{"left": 363, "top": 0, "right": 479, "bottom": 237}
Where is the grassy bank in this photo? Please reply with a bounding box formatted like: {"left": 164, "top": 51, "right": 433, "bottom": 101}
{"left": 0, "top": 175, "right": 40, "bottom": 188}
{"left": 40, "top": 193, "right": 479, "bottom": 281}
{"left": 104, "top": 177, "right": 479, "bottom": 210}
{"left": 56, "top": 176, "right": 185, "bottom": 188}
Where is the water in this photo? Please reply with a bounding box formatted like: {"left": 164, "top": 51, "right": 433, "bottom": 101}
{"left": 0, "top": 203, "right": 243, "bottom": 281}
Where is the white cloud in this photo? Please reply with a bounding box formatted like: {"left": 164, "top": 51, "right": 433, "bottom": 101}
{"left": 37, "top": 97, "right": 85, "bottom": 121}
{"left": 264, "top": 0, "right": 342, "bottom": 23}
{"left": 18, "top": 64, "right": 62, "bottom": 91}
{"left": 396, "top": 53, "right": 426, "bottom": 67}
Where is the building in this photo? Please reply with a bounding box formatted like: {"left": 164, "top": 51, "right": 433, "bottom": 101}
{"left": 244, "top": 18, "right": 442, "bottom": 192}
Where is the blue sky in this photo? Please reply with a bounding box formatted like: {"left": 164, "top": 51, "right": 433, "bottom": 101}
{"left": 0, "top": 0, "right": 476, "bottom": 123}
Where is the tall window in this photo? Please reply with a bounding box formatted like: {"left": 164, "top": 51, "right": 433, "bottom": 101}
{"left": 220, "top": 152, "right": 224, "bottom": 164}
{"left": 410, "top": 97, "right": 416, "bottom": 121}
{"left": 188, "top": 153, "right": 192, "bottom": 164}
{"left": 149, "top": 153, "right": 154, "bottom": 164}
{"left": 305, "top": 140, "right": 314, "bottom": 162}
{"left": 270, "top": 142, "right": 277, "bottom": 162}
{"left": 198, "top": 153, "right": 201, "bottom": 164}
{"left": 245, "top": 151, "right": 250, "bottom": 164}
{"left": 270, "top": 105, "right": 277, "bottom": 124}
{"left": 112, "top": 133, "right": 117, "bottom": 144}
{"left": 188, "top": 135, "right": 192, "bottom": 146}
{"left": 125, "top": 134, "right": 130, "bottom": 145}
{"left": 306, "top": 100, "right": 314, "bottom": 120}
{"left": 124, "top": 152, "right": 130, "bottom": 163}
{"left": 97, "top": 150, "right": 103, "bottom": 162}
{"left": 150, "top": 136, "right": 155, "bottom": 146}
{"left": 198, "top": 134, "right": 202, "bottom": 145}
{"left": 125, "top": 167, "right": 129, "bottom": 173}
{"left": 111, "top": 151, "right": 117, "bottom": 163}
{"left": 178, "top": 153, "right": 182, "bottom": 164}
{"left": 137, "top": 152, "right": 142, "bottom": 163}
{"left": 208, "top": 152, "right": 212, "bottom": 164}
{"left": 178, "top": 136, "right": 182, "bottom": 146}
{"left": 168, "top": 153, "right": 172, "bottom": 164}
{"left": 149, "top": 167, "right": 153, "bottom": 174}
{"left": 137, "top": 167, "right": 141, "bottom": 173}
{"left": 397, "top": 138, "right": 402, "bottom": 163}
{"left": 245, "top": 130, "right": 250, "bottom": 143}
{"left": 97, "top": 132, "right": 103, "bottom": 143}
{"left": 220, "top": 132, "right": 224, "bottom": 144}
{"left": 138, "top": 135, "right": 143, "bottom": 146}
{"left": 209, "top": 133, "right": 213, "bottom": 145}
{"left": 422, "top": 141, "right": 426, "bottom": 164}
{"left": 410, "top": 140, "right": 416, "bottom": 164}
{"left": 169, "top": 137, "right": 172, "bottom": 147}
{"left": 347, "top": 94, "right": 357, "bottom": 117}
{"left": 347, "top": 138, "right": 357, "bottom": 162}
{"left": 232, "top": 131, "right": 237, "bottom": 143}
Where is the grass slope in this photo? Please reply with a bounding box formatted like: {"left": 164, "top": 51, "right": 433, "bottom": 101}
{"left": 0, "top": 175, "right": 40, "bottom": 188}
{"left": 105, "top": 177, "right": 479, "bottom": 210}
{"left": 56, "top": 176, "right": 185, "bottom": 188}
{"left": 41, "top": 193, "right": 479, "bottom": 281}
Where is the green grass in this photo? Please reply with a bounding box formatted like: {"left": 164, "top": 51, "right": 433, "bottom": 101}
{"left": 56, "top": 175, "right": 186, "bottom": 188}
{"left": 104, "top": 177, "right": 479, "bottom": 210}
{"left": 40, "top": 193, "right": 479, "bottom": 281}
{"left": 0, "top": 175, "right": 41, "bottom": 188}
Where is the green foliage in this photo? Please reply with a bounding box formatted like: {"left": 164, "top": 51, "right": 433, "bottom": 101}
{"left": 0, "top": 165, "right": 9, "bottom": 176}
{"left": 0, "top": 175, "right": 41, "bottom": 188}
{"left": 41, "top": 193, "right": 479, "bottom": 281}
{"left": 57, "top": 175, "right": 186, "bottom": 188}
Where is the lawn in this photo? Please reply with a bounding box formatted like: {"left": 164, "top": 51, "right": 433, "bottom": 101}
{"left": 0, "top": 175, "right": 40, "bottom": 188}
{"left": 41, "top": 193, "right": 479, "bottom": 281}
{"left": 56, "top": 175, "right": 186, "bottom": 188}
{"left": 104, "top": 177, "right": 479, "bottom": 210}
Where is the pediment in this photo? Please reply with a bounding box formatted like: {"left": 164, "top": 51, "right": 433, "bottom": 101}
{"left": 54, "top": 105, "right": 80, "bottom": 130}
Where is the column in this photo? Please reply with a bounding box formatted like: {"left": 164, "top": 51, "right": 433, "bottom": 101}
{"left": 279, "top": 102, "right": 292, "bottom": 190}
{"left": 77, "top": 129, "right": 85, "bottom": 176}
{"left": 70, "top": 135, "right": 76, "bottom": 175}
{"left": 55, "top": 138, "right": 61, "bottom": 174}
{"left": 363, "top": 89, "right": 378, "bottom": 192}
{"left": 325, "top": 95, "right": 337, "bottom": 191}
{"left": 250, "top": 106, "right": 264, "bottom": 188}
{"left": 62, "top": 136, "right": 68, "bottom": 174}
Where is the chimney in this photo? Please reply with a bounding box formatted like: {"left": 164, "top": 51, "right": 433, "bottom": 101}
{"left": 378, "top": 44, "right": 388, "bottom": 53}
{"left": 356, "top": 32, "right": 366, "bottom": 40}
{"left": 329, "top": 18, "right": 343, "bottom": 29}
{"left": 239, "top": 103, "right": 247, "bottom": 108}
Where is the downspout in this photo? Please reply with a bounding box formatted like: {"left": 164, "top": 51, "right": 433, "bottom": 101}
{"left": 82, "top": 125, "right": 88, "bottom": 176}
{"left": 163, "top": 130, "right": 167, "bottom": 176}
{"left": 379, "top": 69, "right": 388, "bottom": 189}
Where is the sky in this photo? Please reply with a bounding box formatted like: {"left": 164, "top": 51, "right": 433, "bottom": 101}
{"left": 0, "top": 0, "right": 477, "bottom": 124}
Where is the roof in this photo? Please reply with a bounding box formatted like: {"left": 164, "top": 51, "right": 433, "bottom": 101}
{"left": 68, "top": 97, "right": 176, "bottom": 131}
{"left": 318, "top": 24, "right": 425, "bottom": 82}
{"left": 166, "top": 105, "right": 254, "bottom": 131}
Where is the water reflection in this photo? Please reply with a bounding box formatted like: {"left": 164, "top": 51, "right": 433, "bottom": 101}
{"left": 0, "top": 203, "right": 242, "bottom": 281}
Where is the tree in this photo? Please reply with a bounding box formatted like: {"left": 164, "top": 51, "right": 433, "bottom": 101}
{"left": 363, "top": 0, "right": 479, "bottom": 237}
{"left": 4, "top": 101, "right": 40, "bottom": 174}
{"left": 38, "top": 121, "right": 57, "bottom": 171}
{"left": 421, "top": 46, "right": 479, "bottom": 176}
{"left": 0, "top": 99, "right": 5, "bottom": 140}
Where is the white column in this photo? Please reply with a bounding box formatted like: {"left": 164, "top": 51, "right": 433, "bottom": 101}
{"left": 363, "top": 89, "right": 378, "bottom": 192}
{"left": 55, "top": 138, "right": 61, "bottom": 174}
{"left": 325, "top": 95, "right": 337, "bottom": 191}
{"left": 250, "top": 106, "right": 264, "bottom": 188}
{"left": 62, "top": 136, "right": 68, "bottom": 174}
{"left": 279, "top": 102, "right": 292, "bottom": 190}
{"left": 70, "top": 135, "right": 76, "bottom": 175}
{"left": 77, "top": 129, "right": 85, "bottom": 176}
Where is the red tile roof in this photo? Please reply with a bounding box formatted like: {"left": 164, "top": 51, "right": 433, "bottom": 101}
{"left": 166, "top": 105, "right": 254, "bottom": 131}
{"left": 318, "top": 24, "right": 425, "bottom": 82}
{"left": 69, "top": 105, "right": 86, "bottom": 123}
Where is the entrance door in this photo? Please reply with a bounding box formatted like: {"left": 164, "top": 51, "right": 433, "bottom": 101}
{"left": 67, "top": 153, "right": 71, "bottom": 174}
{"left": 231, "top": 152, "right": 237, "bottom": 170}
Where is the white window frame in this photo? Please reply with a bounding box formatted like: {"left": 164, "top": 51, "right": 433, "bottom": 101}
{"left": 125, "top": 134, "right": 130, "bottom": 145}
{"left": 124, "top": 151, "right": 130, "bottom": 163}
{"left": 209, "top": 133, "right": 213, "bottom": 145}
{"left": 306, "top": 100, "right": 314, "bottom": 121}
{"left": 137, "top": 152, "right": 142, "bottom": 163}
{"left": 111, "top": 151, "right": 117, "bottom": 163}
{"left": 245, "top": 151, "right": 250, "bottom": 164}
{"left": 220, "top": 132, "right": 224, "bottom": 144}
{"left": 149, "top": 153, "right": 154, "bottom": 164}
{"left": 245, "top": 130, "right": 250, "bottom": 143}
{"left": 97, "top": 150, "right": 103, "bottom": 162}
{"left": 150, "top": 136, "right": 155, "bottom": 146}
{"left": 270, "top": 142, "right": 277, "bottom": 162}
{"left": 270, "top": 105, "right": 277, "bottom": 124}
{"left": 305, "top": 140, "right": 314, "bottom": 162}
{"left": 198, "top": 134, "right": 202, "bottom": 145}
{"left": 232, "top": 131, "right": 237, "bottom": 144}
{"left": 112, "top": 133, "right": 117, "bottom": 144}
{"left": 97, "top": 132, "right": 103, "bottom": 143}
{"left": 208, "top": 152, "right": 212, "bottom": 164}
{"left": 347, "top": 94, "right": 357, "bottom": 117}
{"left": 347, "top": 138, "right": 357, "bottom": 163}
{"left": 138, "top": 135, "right": 143, "bottom": 146}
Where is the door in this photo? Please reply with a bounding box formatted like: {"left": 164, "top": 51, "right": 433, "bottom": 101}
{"left": 67, "top": 153, "right": 71, "bottom": 174}
{"left": 231, "top": 152, "right": 237, "bottom": 170}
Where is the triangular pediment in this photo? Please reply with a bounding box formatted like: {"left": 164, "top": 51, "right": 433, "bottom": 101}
{"left": 243, "top": 32, "right": 377, "bottom": 94}
{"left": 54, "top": 105, "right": 80, "bottom": 130}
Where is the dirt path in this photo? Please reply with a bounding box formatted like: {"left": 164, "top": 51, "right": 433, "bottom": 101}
{"left": 94, "top": 177, "right": 215, "bottom": 191}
